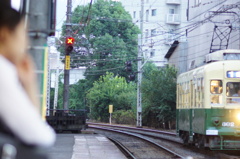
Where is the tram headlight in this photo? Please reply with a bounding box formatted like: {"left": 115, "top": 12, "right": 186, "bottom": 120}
{"left": 237, "top": 113, "right": 240, "bottom": 120}
{"left": 212, "top": 117, "right": 221, "bottom": 126}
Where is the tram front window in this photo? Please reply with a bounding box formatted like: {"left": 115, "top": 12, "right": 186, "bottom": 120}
{"left": 210, "top": 80, "right": 223, "bottom": 104}
{"left": 226, "top": 82, "right": 240, "bottom": 104}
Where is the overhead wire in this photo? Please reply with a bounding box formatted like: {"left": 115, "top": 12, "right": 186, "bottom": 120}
{"left": 165, "top": 32, "right": 240, "bottom": 64}
{"left": 144, "top": 0, "right": 240, "bottom": 41}
{"left": 146, "top": 28, "right": 239, "bottom": 61}
{"left": 60, "top": 0, "right": 240, "bottom": 75}
{"left": 67, "top": 27, "right": 238, "bottom": 65}
{"left": 67, "top": 0, "right": 234, "bottom": 48}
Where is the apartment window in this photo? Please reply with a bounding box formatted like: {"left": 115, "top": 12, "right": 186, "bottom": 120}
{"left": 152, "top": 9, "right": 156, "bottom": 16}
{"left": 146, "top": 10, "right": 149, "bottom": 22}
{"left": 169, "top": 9, "right": 175, "bottom": 14}
{"left": 133, "top": 11, "right": 136, "bottom": 18}
{"left": 151, "top": 29, "right": 156, "bottom": 36}
{"left": 150, "top": 50, "right": 155, "bottom": 58}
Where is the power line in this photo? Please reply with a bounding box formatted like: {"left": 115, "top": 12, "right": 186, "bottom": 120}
{"left": 166, "top": 34, "right": 240, "bottom": 64}
{"left": 85, "top": 66, "right": 124, "bottom": 73}
{"left": 64, "top": 1, "right": 240, "bottom": 50}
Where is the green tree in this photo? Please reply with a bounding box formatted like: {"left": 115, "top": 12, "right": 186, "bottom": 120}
{"left": 55, "top": 80, "right": 88, "bottom": 110}
{"left": 141, "top": 64, "right": 177, "bottom": 128}
{"left": 59, "top": 0, "right": 140, "bottom": 84}
{"left": 86, "top": 72, "right": 136, "bottom": 122}
{"left": 68, "top": 79, "right": 88, "bottom": 110}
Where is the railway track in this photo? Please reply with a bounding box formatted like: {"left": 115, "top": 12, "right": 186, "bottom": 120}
{"left": 88, "top": 123, "right": 220, "bottom": 159}
{"left": 90, "top": 125, "right": 184, "bottom": 159}
{"left": 107, "top": 137, "right": 137, "bottom": 159}
{"left": 87, "top": 122, "right": 175, "bottom": 136}
{"left": 88, "top": 122, "right": 182, "bottom": 144}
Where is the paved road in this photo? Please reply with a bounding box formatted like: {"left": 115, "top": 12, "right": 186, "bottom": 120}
{"left": 48, "top": 134, "right": 75, "bottom": 159}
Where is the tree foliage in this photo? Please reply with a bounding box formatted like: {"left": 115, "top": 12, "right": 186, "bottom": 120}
{"left": 59, "top": 0, "right": 140, "bottom": 84}
{"left": 50, "top": 75, "right": 87, "bottom": 110}
{"left": 112, "top": 110, "right": 135, "bottom": 125}
{"left": 141, "top": 64, "right": 177, "bottom": 128}
{"left": 86, "top": 72, "right": 136, "bottom": 122}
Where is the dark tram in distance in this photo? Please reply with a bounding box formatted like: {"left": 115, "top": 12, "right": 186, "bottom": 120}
{"left": 46, "top": 109, "right": 87, "bottom": 133}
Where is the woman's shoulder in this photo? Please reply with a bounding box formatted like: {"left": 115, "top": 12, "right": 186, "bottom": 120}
{"left": 0, "top": 55, "right": 17, "bottom": 78}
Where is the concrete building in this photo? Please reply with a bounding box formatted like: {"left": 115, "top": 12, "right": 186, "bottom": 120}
{"left": 120, "top": 0, "right": 189, "bottom": 67}
{"left": 165, "top": 0, "right": 240, "bottom": 74}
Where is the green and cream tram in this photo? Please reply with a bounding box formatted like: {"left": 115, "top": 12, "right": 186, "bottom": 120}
{"left": 177, "top": 49, "right": 240, "bottom": 150}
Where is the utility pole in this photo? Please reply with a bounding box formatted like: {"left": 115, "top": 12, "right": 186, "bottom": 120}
{"left": 63, "top": 0, "right": 72, "bottom": 110}
{"left": 137, "top": 0, "right": 144, "bottom": 128}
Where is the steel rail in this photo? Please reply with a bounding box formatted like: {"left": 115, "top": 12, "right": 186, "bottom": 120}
{"left": 107, "top": 137, "right": 137, "bottom": 159}
{"left": 88, "top": 122, "right": 183, "bottom": 144}
{"left": 87, "top": 122, "right": 175, "bottom": 136}
{"left": 89, "top": 125, "right": 185, "bottom": 159}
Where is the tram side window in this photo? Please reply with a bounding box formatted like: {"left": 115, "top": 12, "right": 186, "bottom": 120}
{"left": 210, "top": 80, "right": 223, "bottom": 104}
{"left": 226, "top": 82, "right": 240, "bottom": 104}
{"left": 196, "top": 78, "right": 204, "bottom": 108}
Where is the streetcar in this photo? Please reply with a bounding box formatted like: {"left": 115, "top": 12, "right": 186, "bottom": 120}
{"left": 176, "top": 49, "right": 240, "bottom": 150}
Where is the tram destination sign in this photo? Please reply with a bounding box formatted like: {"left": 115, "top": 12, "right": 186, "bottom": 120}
{"left": 227, "top": 71, "right": 240, "bottom": 78}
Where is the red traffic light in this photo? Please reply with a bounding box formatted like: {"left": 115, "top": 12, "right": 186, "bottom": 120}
{"left": 66, "top": 37, "right": 74, "bottom": 45}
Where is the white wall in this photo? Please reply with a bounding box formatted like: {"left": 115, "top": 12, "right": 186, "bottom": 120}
{"left": 121, "top": 0, "right": 189, "bottom": 67}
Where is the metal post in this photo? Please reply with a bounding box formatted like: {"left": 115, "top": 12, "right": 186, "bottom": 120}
{"left": 53, "top": 52, "right": 60, "bottom": 111}
{"left": 63, "top": 0, "right": 72, "bottom": 110}
{"left": 109, "top": 113, "right": 112, "bottom": 125}
{"left": 137, "top": 0, "right": 144, "bottom": 128}
{"left": 28, "top": 0, "right": 50, "bottom": 115}
{"left": 47, "top": 44, "right": 51, "bottom": 116}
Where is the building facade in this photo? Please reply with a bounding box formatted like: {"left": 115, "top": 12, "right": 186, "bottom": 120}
{"left": 166, "top": 0, "right": 240, "bottom": 74}
{"left": 120, "top": 0, "right": 189, "bottom": 67}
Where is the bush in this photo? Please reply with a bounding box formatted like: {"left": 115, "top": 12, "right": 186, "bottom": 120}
{"left": 112, "top": 110, "right": 135, "bottom": 125}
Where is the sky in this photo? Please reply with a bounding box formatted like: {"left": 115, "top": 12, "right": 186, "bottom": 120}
{"left": 11, "top": 0, "right": 20, "bottom": 10}
{"left": 10, "top": 0, "right": 82, "bottom": 37}
{"left": 56, "top": 0, "right": 90, "bottom": 32}
{"left": 55, "top": 0, "right": 122, "bottom": 36}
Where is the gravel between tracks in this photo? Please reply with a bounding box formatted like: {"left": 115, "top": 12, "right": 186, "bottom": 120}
{"left": 92, "top": 129, "right": 182, "bottom": 159}
{"left": 89, "top": 126, "right": 223, "bottom": 159}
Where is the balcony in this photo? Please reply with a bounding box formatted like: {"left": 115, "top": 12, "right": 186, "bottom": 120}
{"left": 166, "top": 14, "right": 180, "bottom": 25}
{"left": 166, "top": 0, "right": 181, "bottom": 5}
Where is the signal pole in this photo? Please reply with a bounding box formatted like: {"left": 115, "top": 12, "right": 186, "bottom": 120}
{"left": 63, "top": 0, "right": 72, "bottom": 110}
{"left": 136, "top": 0, "right": 144, "bottom": 128}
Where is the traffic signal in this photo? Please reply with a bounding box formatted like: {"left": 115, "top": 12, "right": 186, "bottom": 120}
{"left": 129, "top": 74, "right": 135, "bottom": 81}
{"left": 125, "top": 61, "right": 132, "bottom": 72}
{"left": 65, "top": 37, "right": 75, "bottom": 54}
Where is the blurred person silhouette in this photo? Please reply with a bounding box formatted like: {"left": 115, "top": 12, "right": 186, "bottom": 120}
{"left": 0, "top": 1, "right": 55, "bottom": 158}
{"left": 232, "top": 89, "right": 240, "bottom": 103}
